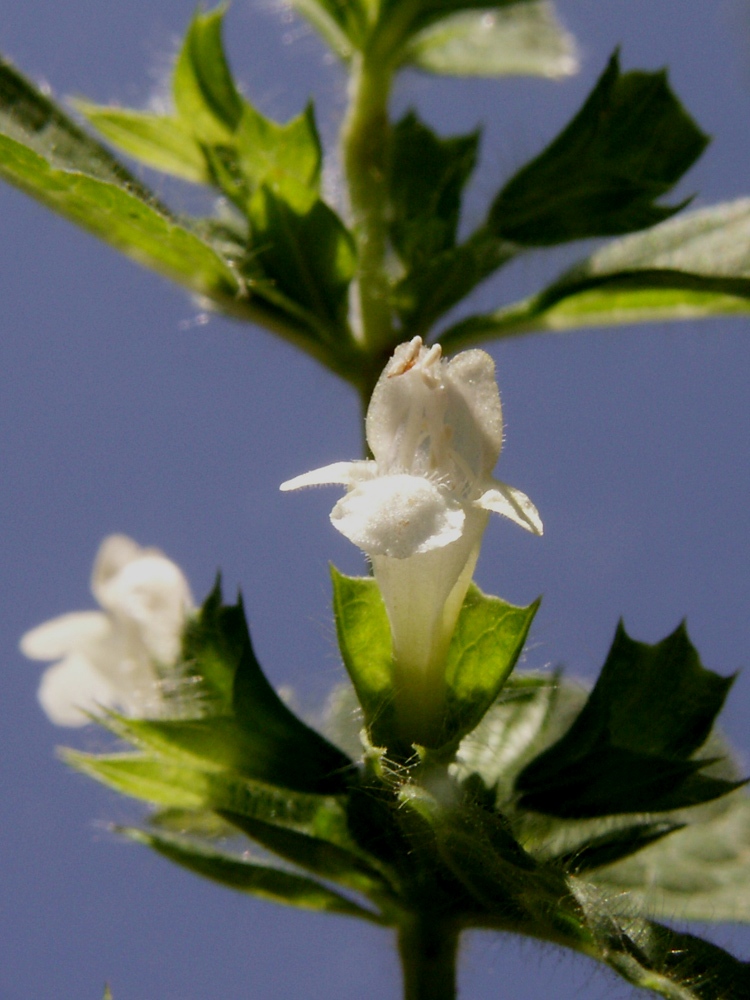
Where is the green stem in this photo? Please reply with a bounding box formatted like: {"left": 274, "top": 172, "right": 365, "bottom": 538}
{"left": 398, "top": 915, "right": 460, "bottom": 1000}
{"left": 342, "top": 52, "right": 394, "bottom": 354}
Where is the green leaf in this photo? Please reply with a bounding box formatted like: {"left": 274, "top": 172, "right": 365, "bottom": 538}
{"left": 516, "top": 622, "right": 741, "bottom": 818}
{"left": 488, "top": 51, "right": 709, "bottom": 245}
{"left": 592, "top": 790, "right": 750, "bottom": 923}
{"left": 289, "top": 0, "right": 370, "bottom": 58}
{"left": 389, "top": 112, "right": 478, "bottom": 269}
{"left": 403, "top": 2, "right": 578, "bottom": 79}
{"left": 0, "top": 131, "right": 242, "bottom": 300}
{"left": 250, "top": 190, "right": 356, "bottom": 332}
{"left": 102, "top": 582, "right": 353, "bottom": 795}
{"left": 330, "top": 568, "right": 398, "bottom": 749}
{"left": 442, "top": 585, "right": 539, "bottom": 746}
{"left": 572, "top": 886, "right": 750, "bottom": 1000}
{"left": 74, "top": 102, "right": 208, "bottom": 183}
{"left": 553, "top": 821, "right": 684, "bottom": 875}
{"left": 237, "top": 102, "right": 321, "bottom": 211}
{"left": 173, "top": 6, "right": 242, "bottom": 144}
{"left": 443, "top": 198, "right": 750, "bottom": 347}
{"left": 394, "top": 231, "right": 515, "bottom": 337}
{"left": 219, "top": 810, "right": 395, "bottom": 899}
{"left": 120, "top": 826, "right": 383, "bottom": 922}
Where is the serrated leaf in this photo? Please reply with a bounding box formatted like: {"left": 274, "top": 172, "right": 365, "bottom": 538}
{"left": 120, "top": 826, "right": 384, "bottom": 922}
{"left": 100, "top": 583, "right": 353, "bottom": 795}
{"left": 516, "top": 622, "right": 740, "bottom": 818}
{"left": 488, "top": 51, "right": 709, "bottom": 246}
{"left": 74, "top": 103, "right": 208, "bottom": 183}
{"left": 441, "top": 198, "right": 750, "bottom": 347}
{"left": 403, "top": 2, "right": 578, "bottom": 79}
{"left": 173, "top": 7, "right": 242, "bottom": 144}
{"left": 389, "top": 112, "right": 478, "bottom": 268}
{"left": 442, "top": 585, "right": 539, "bottom": 746}
{"left": 455, "top": 672, "right": 586, "bottom": 801}
{"left": 235, "top": 102, "right": 321, "bottom": 211}
{"left": 330, "top": 568, "right": 398, "bottom": 749}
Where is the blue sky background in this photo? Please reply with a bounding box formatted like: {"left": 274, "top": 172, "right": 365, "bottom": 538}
{"left": 2, "top": 2, "right": 750, "bottom": 997}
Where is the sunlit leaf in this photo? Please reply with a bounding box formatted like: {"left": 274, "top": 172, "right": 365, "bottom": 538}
{"left": 442, "top": 585, "right": 540, "bottom": 746}
{"left": 403, "top": 2, "right": 578, "bottom": 79}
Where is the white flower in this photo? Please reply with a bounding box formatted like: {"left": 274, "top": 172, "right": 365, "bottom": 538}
{"left": 20, "top": 535, "right": 193, "bottom": 726}
{"left": 281, "top": 337, "right": 542, "bottom": 744}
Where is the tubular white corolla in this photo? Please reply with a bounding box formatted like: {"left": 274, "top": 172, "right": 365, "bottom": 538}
{"left": 20, "top": 534, "right": 193, "bottom": 726}
{"left": 281, "top": 337, "right": 542, "bottom": 744}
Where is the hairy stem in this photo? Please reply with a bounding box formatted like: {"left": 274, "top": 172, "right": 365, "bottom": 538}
{"left": 342, "top": 52, "right": 394, "bottom": 354}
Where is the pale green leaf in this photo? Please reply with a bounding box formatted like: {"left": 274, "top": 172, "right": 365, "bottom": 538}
{"left": 74, "top": 102, "right": 208, "bottom": 183}
{"left": 403, "top": 2, "right": 578, "bottom": 78}
{"left": 443, "top": 584, "right": 540, "bottom": 745}
{"left": 440, "top": 199, "right": 750, "bottom": 348}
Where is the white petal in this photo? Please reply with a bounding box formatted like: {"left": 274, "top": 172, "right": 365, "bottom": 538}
{"left": 101, "top": 554, "right": 193, "bottom": 664}
{"left": 37, "top": 653, "right": 119, "bottom": 726}
{"left": 91, "top": 534, "right": 148, "bottom": 603}
{"left": 477, "top": 481, "right": 543, "bottom": 535}
{"left": 331, "top": 474, "right": 464, "bottom": 559}
{"left": 280, "top": 461, "right": 373, "bottom": 492}
{"left": 20, "top": 611, "right": 111, "bottom": 660}
{"left": 444, "top": 349, "right": 504, "bottom": 474}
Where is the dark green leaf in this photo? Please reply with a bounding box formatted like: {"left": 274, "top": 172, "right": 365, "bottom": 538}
{"left": 442, "top": 585, "right": 539, "bottom": 746}
{"left": 554, "top": 821, "right": 683, "bottom": 874}
{"left": 394, "top": 231, "right": 515, "bottom": 337}
{"left": 330, "top": 569, "right": 399, "bottom": 749}
{"left": 74, "top": 102, "right": 208, "bottom": 183}
{"left": 220, "top": 810, "right": 395, "bottom": 898}
{"left": 402, "top": 2, "right": 578, "bottom": 79}
{"left": 120, "top": 826, "right": 383, "bottom": 922}
{"left": 389, "top": 112, "right": 478, "bottom": 268}
{"left": 173, "top": 7, "right": 242, "bottom": 143}
{"left": 488, "top": 51, "right": 709, "bottom": 245}
{"left": 516, "top": 622, "right": 740, "bottom": 818}
{"left": 250, "top": 189, "right": 356, "bottom": 332}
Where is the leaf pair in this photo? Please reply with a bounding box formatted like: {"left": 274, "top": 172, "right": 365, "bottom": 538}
{"left": 331, "top": 569, "right": 538, "bottom": 753}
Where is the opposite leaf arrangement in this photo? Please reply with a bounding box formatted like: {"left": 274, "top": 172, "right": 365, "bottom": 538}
{"left": 9, "top": 2, "right": 750, "bottom": 999}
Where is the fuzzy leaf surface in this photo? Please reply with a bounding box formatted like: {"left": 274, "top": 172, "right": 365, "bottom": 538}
{"left": 403, "top": 2, "right": 578, "bottom": 79}
{"left": 442, "top": 198, "right": 750, "bottom": 348}
{"left": 488, "top": 51, "right": 708, "bottom": 245}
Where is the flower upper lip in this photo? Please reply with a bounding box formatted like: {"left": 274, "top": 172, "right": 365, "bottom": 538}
{"left": 280, "top": 335, "right": 542, "bottom": 556}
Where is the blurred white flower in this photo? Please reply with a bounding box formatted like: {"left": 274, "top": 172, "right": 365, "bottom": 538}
{"left": 281, "top": 336, "right": 541, "bottom": 743}
{"left": 20, "top": 535, "right": 193, "bottom": 726}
